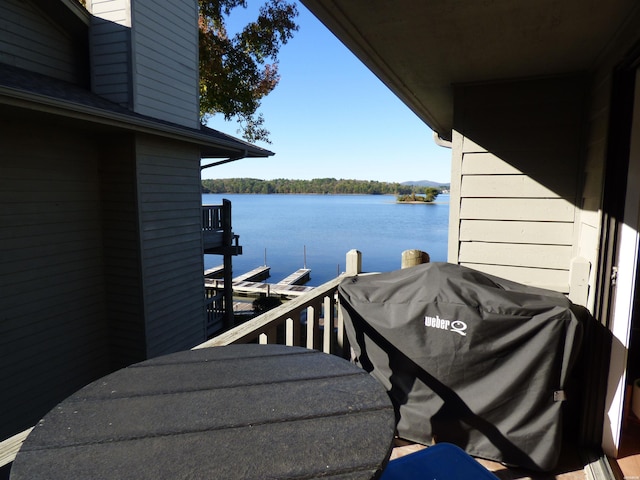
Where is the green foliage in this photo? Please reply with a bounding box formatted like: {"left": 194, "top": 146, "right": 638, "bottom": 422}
{"left": 396, "top": 187, "right": 440, "bottom": 203}
{"left": 201, "top": 178, "right": 443, "bottom": 195}
{"left": 198, "top": 0, "right": 299, "bottom": 143}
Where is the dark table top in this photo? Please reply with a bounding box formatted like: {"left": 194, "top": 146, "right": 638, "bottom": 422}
{"left": 11, "top": 344, "right": 395, "bottom": 480}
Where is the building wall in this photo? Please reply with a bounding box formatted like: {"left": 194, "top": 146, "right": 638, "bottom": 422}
{"left": 98, "top": 134, "right": 147, "bottom": 369}
{"left": 87, "top": 0, "right": 200, "bottom": 127}
{"left": 0, "top": 0, "right": 87, "bottom": 84}
{"left": 0, "top": 119, "right": 111, "bottom": 440}
{"left": 89, "top": 0, "right": 133, "bottom": 107}
{"left": 131, "top": 0, "right": 199, "bottom": 127}
{"left": 449, "top": 77, "right": 586, "bottom": 298}
{"left": 135, "top": 135, "right": 206, "bottom": 357}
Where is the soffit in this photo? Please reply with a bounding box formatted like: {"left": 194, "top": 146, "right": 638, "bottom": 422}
{"left": 301, "top": 0, "right": 639, "bottom": 139}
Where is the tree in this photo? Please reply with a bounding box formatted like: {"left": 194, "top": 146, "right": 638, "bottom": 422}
{"left": 424, "top": 187, "right": 440, "bottom": 202}
{"left": 198, "top": 0, "right": 299, "bottom": 143}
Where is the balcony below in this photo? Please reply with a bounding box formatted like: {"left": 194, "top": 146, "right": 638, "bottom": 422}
{"left": 202, "top": 201, "right": 242, "bottom": 255}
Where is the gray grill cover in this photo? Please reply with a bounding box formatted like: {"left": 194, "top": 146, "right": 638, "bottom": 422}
{"left": 338, "top": 262, "right": 584, "bottom": 471}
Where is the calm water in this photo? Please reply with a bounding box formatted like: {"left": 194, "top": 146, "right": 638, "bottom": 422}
{"left": 203, "top": 194, "right": 449, "bottom": 286}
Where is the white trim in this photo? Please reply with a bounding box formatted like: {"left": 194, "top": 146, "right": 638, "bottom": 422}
{"left": 602, "top": 68, "right": 640, "bottom": 457}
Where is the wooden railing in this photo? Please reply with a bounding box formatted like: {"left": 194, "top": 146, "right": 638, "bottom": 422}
{"left": 194, "top": 275, "right": 352, "bottom": 358}
{"left": 202, "top": 203, "right": 224, "bottom": 232}
{"left": 194, "top": 248, "right": 432, "bottom": 356}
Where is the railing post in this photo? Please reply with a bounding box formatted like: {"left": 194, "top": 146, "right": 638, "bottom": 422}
{"left": 346, "top": 249, "right": 362, "bottom": 275}
{"left": 401, "top": 249, "right": 430, "bottom": 269}
{"left": 222, "top": 199, "right": 234, "bottom": 329}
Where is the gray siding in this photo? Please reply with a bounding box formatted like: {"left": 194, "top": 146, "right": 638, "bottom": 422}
{"left": 87, "top": 0, "right": 200, "bottom": 126}
{"left": 135, "top": 135, "right": 205, "bottom": 357}
{"left": 450, "top": 77, "right": 585, "bottom": 294}
{"left": 0, "top": 121, "right": 110, "bottom": 440}
{"left": 0, "top": 0, "right": 86, "bottom": 83}
{"left": 88, "top": 0, "right": 132, "bottom": 106}
{"left": 132, "top": 0, "right": 199, "bottom": 127}
{"left": 99, "top": 135, "right": 146, "bottom": 369}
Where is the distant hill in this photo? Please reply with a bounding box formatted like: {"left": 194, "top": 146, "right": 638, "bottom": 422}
{"left": 401, "top": 180, "right": 450, "bottom": 188}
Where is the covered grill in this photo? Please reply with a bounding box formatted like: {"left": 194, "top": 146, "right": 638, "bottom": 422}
{"left": 338, "top": 262, "right": 585, "bottom": 471}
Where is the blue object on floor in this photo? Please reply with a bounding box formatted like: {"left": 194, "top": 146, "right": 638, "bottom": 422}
{"left": 380, "top": 443, "right": 500, "bottom": 479}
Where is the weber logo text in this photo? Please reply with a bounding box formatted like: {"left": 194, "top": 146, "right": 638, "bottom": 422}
{"left": 424, "top": 315, "right": 467, "bottom": 336}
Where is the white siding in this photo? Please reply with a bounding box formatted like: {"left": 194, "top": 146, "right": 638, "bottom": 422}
{"left": 131, "top": 0, "right": 199, "bottom": 127}
{"left": 135, "top": 135, "right": 205, "bottom": 357}
{"left": 0, "top": 121, "right": 110, "bottom": 440}
{"left": 0, "top": 0, "right": 86, "bottom": 83}
{"left": 449, "top": 77, "right": 584, "bottom": 295}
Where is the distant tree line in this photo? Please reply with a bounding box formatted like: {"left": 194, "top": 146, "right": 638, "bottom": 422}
{"left": 201, "top": 178, "right": 445, "bottom": 196}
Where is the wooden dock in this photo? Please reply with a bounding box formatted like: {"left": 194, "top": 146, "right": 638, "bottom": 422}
{"left": 204, "top": 265, "right": 225, "bottom": 278}
{"left": 276, "top": 268, "right": 311, "bottom": 286}
{"left": 234, "top": 280, "right": 314, "bottom": 297}
{"left": 204, "top": 266, "right": 314, "bottom": 298}
{"left": 204, "top": 265, "right": 271, "bottom": 281}
{"left": 233, "top": 266, "right": 271, "bottom": 282}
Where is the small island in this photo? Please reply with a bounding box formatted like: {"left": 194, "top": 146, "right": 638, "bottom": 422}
{"left": 396, "top": 187, "right": 440, "bottom": 203}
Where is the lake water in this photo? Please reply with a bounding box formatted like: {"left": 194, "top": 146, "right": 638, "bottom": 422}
{"left": 203, "top": 193, "right": 449, "bottom": 286}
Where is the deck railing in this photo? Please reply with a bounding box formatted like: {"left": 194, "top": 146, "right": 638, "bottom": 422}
{"left": 194, "top": 275, "right": 352, "bottom": 357}
{"left": 194, "top": 249, "right": 432, "bottom": 356}
{"left": 194, "top": 250, "right": 372, "bottom": 357}
{"left": 202, "top": 203, "right": 224, "bottom": 232}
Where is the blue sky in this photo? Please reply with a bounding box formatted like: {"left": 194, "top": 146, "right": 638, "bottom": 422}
{"left": 202, "top": 3, "right": 451, "bottom": 184}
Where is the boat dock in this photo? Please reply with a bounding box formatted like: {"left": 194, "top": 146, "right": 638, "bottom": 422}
{"left": 232, "top": 266, "right": 271, "bottom": 282}
{"left": 204, "top": 266, "right": 313, "bottom": 297}
{"left": 276, "top": 268, "right": 311, "bottom": 286}
{"left": 204, "top": 265, "right": 224, "bottom": 278}
{"left": 230, "top": 280, "right": 314, "bottom": 297}
{"left": 204, "top": 265, "right": 271, "bottom": 282}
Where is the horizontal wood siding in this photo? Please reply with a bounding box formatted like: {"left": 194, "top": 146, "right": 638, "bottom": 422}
{"left": 450, "top": 76, "right": 585, "bottom": 293}
{"left": 1, "top": 0, "right": 86, "bottom": 83}
{"left": 135, "top": 135, "right": 205, "bottom": 357}
{"left": 460, "top": 220, "right": 573, "bottom": 245}
{"left": 88, "top": 0, "right": 132, "bottom": 106}
{"left": 0, "top": 120, "right": 110, "bottom": 441}
{"left": 131, "top": 0, "right": 199, "bottom": 127}
{"left": 98, "top": 135, "right": 146, "bottom": 369}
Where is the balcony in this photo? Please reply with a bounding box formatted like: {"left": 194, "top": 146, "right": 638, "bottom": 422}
{"left": 202, "top": 200, "right": 242, "bottom": 255}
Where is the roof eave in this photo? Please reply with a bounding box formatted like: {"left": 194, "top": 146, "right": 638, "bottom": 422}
{"left": 0, "top": 86, "right": 274, "bottom": 159}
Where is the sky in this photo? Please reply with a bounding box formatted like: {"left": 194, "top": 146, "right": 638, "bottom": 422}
{"left": 202, "top": 3, "right": 452, "bottom": 184}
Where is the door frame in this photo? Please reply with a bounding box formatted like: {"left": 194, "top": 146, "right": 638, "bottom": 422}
{"left": 603, "top": 67, "right": 640, "bottom": 457}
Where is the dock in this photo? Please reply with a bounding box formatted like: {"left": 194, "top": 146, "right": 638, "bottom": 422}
{"left": 204, "top": 265, "right": 225, "bottom": 278}
{"left": 204, "top": 266, "right": 314, "bottom": 298}
{"left": 232, "top": 266, "right": 271, "bottom": 282}
{"left": 232, "top": 280, "right": 314, "bottom": 297}
{"left": 276, "top": 268, "right": 311, "bottom": 286}
{"left": 204, "top": 265, "right": 271, "bottom": 281}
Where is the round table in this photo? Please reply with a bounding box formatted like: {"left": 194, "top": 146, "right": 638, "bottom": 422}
{"left": 11, "top": 344, "right": 395, "bottom": 479}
